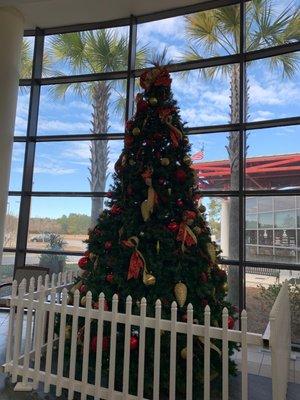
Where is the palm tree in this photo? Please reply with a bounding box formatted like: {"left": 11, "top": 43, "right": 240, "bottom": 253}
{"left": 183, "top": 0, "right": 299, "bottom": 306}
{"left": 48, "top": 30, "right": 147, "bottom": 226}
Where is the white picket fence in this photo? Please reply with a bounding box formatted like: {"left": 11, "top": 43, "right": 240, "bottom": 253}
{"left": 2, "top": 272, "right": 291, "bottom": 400}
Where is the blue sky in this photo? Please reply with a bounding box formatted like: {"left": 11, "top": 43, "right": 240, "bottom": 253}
{"left": 8, "top": 0, "right": 300, "bottom": 219}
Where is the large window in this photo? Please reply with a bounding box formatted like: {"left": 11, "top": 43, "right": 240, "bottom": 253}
{"left": 5, "top": 0, "right": 300, "bottom": 342}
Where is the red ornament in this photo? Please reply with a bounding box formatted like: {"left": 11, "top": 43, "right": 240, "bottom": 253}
{"left": 175, "top": 169, "right": 186, "bottom": 184}
{"left": 124, "top": 134, "right": 134, "bottom": 148}
{"left": 200, "top": 272, "right": 208, "bottom": 283}
{"left": 130, "top": 336, "right": 139, "bottom": 350}
{"left": 167, "top": 221, "right": 179, "bottom": 232}
{"left": 106, "top": 273, "right": 114, "bottom": 283}
{"left": 79, "top": 284, "right": 87, "bottom": 294}
{"left": 202, "top": 299, "right": 208, "bottom": 307}
{"left": 176, "top": 199, "right": 184, "bottom": 207}
{"left": 78, "top": 257, "right": 88, "bottom": 270}
{"left": 137, "top": 99, "right": 149, "bottom": 113}
{"left": 111, "top": 204, "right": 122, "bottom": 215}
{"left": 125, "top": 120, "right": 134, "bottom": 131}
{"left": 91, "top": 336, "right": 110, "bottom": 352}
{"left": 217, "top": 269, "right": 227, "bottom": 279}
{"left": 228, "top": 316, "right": 235, "bottom": 330}
{"left": 104, "top": 241, "right": 112, "bottom": 250}
{"left": 182, "top": 314, "right": 187, "bottom": 322}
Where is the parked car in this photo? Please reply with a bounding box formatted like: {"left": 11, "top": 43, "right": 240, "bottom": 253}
{"left": 30, "top": 233, "right": 52, "bottom": 243}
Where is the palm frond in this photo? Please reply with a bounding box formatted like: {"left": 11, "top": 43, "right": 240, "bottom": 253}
{"left": 147, "top": 47, "right": 173, "bottom": 67}
{"left": 268, "top": 52, "right": 299, "bottom": 78}
{"left": 20, "top": 39, "right": 33, "bottom": 79}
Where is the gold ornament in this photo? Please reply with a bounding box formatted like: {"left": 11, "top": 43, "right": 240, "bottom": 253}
{"left": 168, "top": 188, "right": 172, "bottom": 195}
{"left": 183, "top": 155, "right": 192, "bottom": 166}
{"left": 65, "top": 325, "right": 72, "bottom": 340}
{"left": 199, "top": 204, "right": 206, "bottom": 213}
{"left": 181, "top": 347, "right": 187, "bottom": 359}
{"left": 193, "top": 226, "right": 202, "bottom": 235}
{"left": 143, "top": 270, "right": 156, "bottom": 286}
{"left": 174, "top": 282, "right": 187, "bottom": 307}
{"left": 156, "top": 240, "right": 160, "bottom": 254}
{"left": 80, "top": 296, "right": 87, "bottom": 307}
{"left": 160, "top": 157, "right": 170, "bottom": 166}
{"left": 207, "top": 242, "right": 217, "bottom": 263}
{"left": 89, "top": 252, "right": 96, "bottom": 260}
{"left": 186, "top": 218, "right": 194, "bottom": 226}
{"left": 129, "top": 159, "right": 136, "bottom": 166}
{"left": 70, "top": 280, "right": 82, "bottom": 295}
{"left": 121, "top": 154, "right": 127, "bottom": 166}
{"left": 149, "top": 97, "right": 158, "bottom": 106}
{"left": 223, "top": 283, "right": 228, "bottom": 292}
{"left": 132, "top": 127, "right": 140, "bottom": 136}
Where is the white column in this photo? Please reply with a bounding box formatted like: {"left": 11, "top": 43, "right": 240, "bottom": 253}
{"left": 220, "top": 198, "right": 229, "bottom": 258}
{"left": 0, "top": 7, "right": 24, "bottom": 265}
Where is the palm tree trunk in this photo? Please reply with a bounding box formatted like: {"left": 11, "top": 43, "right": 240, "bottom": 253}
{"left": 226, "top": 64, "right": 240, "bottom": 307}
{"left": 89, "top": 82, "right": 110, "bottom": 227}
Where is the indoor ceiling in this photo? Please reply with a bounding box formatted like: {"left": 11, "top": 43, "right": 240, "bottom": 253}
{"left": 0, "top": 0, "right": 205, "bottom": 30}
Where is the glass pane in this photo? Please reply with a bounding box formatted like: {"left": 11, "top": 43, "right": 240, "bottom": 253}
{"left": 247, "top": 52, "right": 300, "bottom": 122}
{"left": 37, "top": 81, "right": 126, "bottom": 136}
{"left": 15, "top": 87, "right": 30, "bottom": 136}
{"left": 4, "top": 196, "right": 20, "bottom": 248}
{"left": 43, "top": 27, "right": 129, "bottom": 77}
{"left": 136, "top": 4, "right": 239, "bottom": 66}
{"left": 33, "top": 140, "right": 123, "bottom": 192}
{"left": 20, "top": 36, "right": 34, "bottom": 79}
{"left": 202, "top": 196, "right": 239, "bottom": 260}
{"left": 246, "top": 269, "right": 300, "bottom": 344}
{"left": 217, "top": 264, "right": 240, "bottom": 310}
{"left": 26, "top": 253, "right": 82, "bottom": 275}
{"left": 1, "top": 252, "right": 15, "bottom": 284}
{"left": 171, "top": 65, "right": 239, "bottom": 127}
{"left": 246, "top": 196, "right": 299, "bottom": 264}
{"left": 27, "top": 197, "right": 104, "bottom": 253}
{"left": 246, "top": 126, "right": 300, "bottom": 190}
{"left": 190, "top": 132, "right": 239, "bottom": 191}
{"left": 9, "top": 142, "right": 25, "bottom": 191}
{"left": 246, "top": 0, "right": 300, "bottom": 51}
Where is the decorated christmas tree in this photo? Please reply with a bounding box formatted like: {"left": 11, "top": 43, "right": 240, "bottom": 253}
{"left": 66, "top": 66, "right": 238, "bottom": 398}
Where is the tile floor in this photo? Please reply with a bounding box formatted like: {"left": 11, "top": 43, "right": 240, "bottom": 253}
{"left": 0, "top": 310, "right": 299, "bottom": 399}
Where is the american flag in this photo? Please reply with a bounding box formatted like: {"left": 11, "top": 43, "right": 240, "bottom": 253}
{"left": 191, "top": 145, "right": 204, "bottom": 161}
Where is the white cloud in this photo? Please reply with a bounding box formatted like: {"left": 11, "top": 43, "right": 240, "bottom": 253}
{"left": 37, "top": 119, "right": 90, "bottom": 133}
{"left": 34, "top": 165, "right": 75, "bottom": 175}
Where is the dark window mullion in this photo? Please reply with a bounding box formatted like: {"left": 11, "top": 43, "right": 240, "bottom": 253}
{"left": 15, "top": 29, "right": 44, "bottom": 269}
{"left": 125, "top": 15, "right": 137, "bottom": 122}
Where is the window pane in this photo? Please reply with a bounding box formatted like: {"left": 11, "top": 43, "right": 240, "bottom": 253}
{"left": 246, "top": 0, "right": 300, "bottom": 51}
{"left": 190, "top": 132, "right": 239, "bottom": 191}
{"left": 9, "top": 142, "right": 25, "bottom": 191}
{"left": 33, "top": 140, "right": 123, "bottom": 192}
{"left": 26, "top": 253, "right": 82, "bottom": 276}
{"left": 247, "top": 52, "right": 300, "bottom": 122}
{"left": 170, "top": 65, "right": 239, "bottom": 127}
{"left": 246, "top": 269, "right": 300, "bottom": 344}
{"left": 43, "top": 27, "right": 129, "bottom": 77}
{"left": 246, "top": 196, "right": 299, "bottom": 264}
{"left": 4, "top": 196, "right": 20, "bottom": 248}
{"left": 202, "top": 196, "right": 239, "bottom": 260}
{"left": 15, "top": 87, "right": 30, "bottom": 136}
{"left": 27, "top": 197, "right": 97, "bottom": 253}
{"left": 1, "top": 252, "right": 15, "bottom": 284}
{"left": 245, "top": 126, "right": 300, "bottom": 190}
{"left": 136, "top": 4, "right": 239, "bottom": 67}
{"left": 37, "top": 81, "right": 126, "bottom": 136}
{"left": 20, "top": 36, "right": 34, "bottom": 79}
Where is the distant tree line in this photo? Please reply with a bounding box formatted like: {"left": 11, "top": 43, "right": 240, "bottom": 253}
{"left": 28, "top": 213, "right": 90, "bottom": 235}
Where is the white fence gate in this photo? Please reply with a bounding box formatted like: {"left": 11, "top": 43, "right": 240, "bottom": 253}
{"left": 2, "top": 273, "right": 291, "bottom": 400}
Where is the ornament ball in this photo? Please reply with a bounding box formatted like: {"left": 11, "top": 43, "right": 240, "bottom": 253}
{"left": 104, "top": 241, "right": 112, "bottom": 250}
{"left": 132, "top": 127, "right": 140, "bottom": 136}
{"left": 160, "top": 157, "right": 170, "bottom": 166}
{"left": 149, "top": 97, "right": 158, "bottom": 106}
{"left": 228, "top": 316, "right": 235, "bottom": 330}
{"left": 106, "top": 273, "right": 114, "bottom": 283}
{"left": 130, "top": 336, "right": 139, "bottom": 350}
{"left": 78, "top": 256, "right": 88, "bottom": 270}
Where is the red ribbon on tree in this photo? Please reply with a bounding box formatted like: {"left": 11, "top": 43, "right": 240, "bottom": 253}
{"left": 122, "top": 237, "right": 146, "bottom": 280}
{"left": 177, "top": 223, "right": 197, "bottom": 251}
{"left": 158, "top": 107, "right": 183, "bottom": 148}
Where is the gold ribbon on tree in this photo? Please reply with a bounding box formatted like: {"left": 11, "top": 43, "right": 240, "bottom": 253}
{"left": 159, "top": 108, "right": 183, "bottom": 148}
{"left": 122, "top": 236, "right": 147, "bottom": 280}
{"left": 141, "top": 167, "right": 158, "bottom": 221}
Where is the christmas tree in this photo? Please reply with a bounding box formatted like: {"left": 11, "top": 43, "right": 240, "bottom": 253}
{"left": 66, "top": 66, "right": 238, "bottom": 398}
